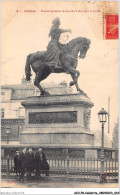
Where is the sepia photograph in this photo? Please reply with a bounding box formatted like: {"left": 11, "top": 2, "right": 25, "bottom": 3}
{"left": 1, "top": 0, "right": 119, "bottom": 193}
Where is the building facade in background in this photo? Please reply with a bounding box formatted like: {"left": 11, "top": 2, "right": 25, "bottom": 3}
{"left": 1, "top": 77, "right": 72, "bottom": 119}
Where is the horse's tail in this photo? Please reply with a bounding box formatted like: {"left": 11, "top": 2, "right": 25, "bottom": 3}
{"left": 25, "top": 54, "right": 32, "bottom": 81}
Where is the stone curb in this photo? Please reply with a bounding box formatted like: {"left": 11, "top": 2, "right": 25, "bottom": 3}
{"left": 1, "top": 174, "right": 118, "bottom": 183}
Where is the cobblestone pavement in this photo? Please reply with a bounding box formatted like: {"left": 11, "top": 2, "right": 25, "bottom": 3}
{"left": 1, "top": 177, "right": 119, "bottom": 188}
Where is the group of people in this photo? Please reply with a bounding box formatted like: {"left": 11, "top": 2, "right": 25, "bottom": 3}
{"left": 14, "top": 147, "right": 49, "bottom": 182}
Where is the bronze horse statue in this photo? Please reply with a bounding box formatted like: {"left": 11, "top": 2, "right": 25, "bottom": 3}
{"left": 25, "top": 37, "right": 91, "bottom": 95}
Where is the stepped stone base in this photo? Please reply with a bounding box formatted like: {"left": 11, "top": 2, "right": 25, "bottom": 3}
{"left": 20, "top": 93, "right": 94, "bottom": 148}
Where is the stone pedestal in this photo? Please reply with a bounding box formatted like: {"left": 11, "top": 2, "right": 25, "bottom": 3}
{"left": 20, "top": 93, "right": 94, "bottom": 148}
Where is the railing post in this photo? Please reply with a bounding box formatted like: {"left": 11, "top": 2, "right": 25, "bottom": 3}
{"left": 66, "top": 156, "right": 69, "bottom": 176}
{"left": 7, "top": 155, "right": 10, "bottom": 174}
{"left": 1, "top": 156, "right": 4, "bottom": 175}
{"left": 100, "top": 122, "right": 105, "bottom": 182}
{"left": 115, "top": 159, "right": 116, "bottom": 177}
{"left": 100, "top": 149, "right": 105, "bottom": 182}
{"left": 1, "top": 156, "right": 4, "bottom": 167}
{"left": 63, "top": 149, "right": 69, "bottom": 176}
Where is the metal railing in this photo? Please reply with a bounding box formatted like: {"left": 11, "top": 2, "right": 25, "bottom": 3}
{"left": 1, "top": 156, "right": 118, "bottom": 179}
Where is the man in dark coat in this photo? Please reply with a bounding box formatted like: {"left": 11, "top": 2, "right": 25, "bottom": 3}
{"left": 19, "top": 148, "right": 27, "bottom": 182}
{"left": 35, "top": 148, "right": 49, "bottom": 179}
{"left": 26, "top": 148, "right": 34, "bottom": 181}
{"left": 14, "top": 151, "right": 20, "bottom": 176}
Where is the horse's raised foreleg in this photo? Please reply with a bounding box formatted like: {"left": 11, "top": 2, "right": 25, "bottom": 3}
{"left": 65, "top": 65, "right": 80, "bottom": 87}
{"left": 71, "top": 73, "right": 80, "bottom": 92}
{"left": 70, "top": 70, "right": 80, "bottom": 86}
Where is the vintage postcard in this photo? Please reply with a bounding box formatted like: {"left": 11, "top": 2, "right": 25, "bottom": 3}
{"left": 1, "top": 0, "right": 119, "bottom": 194}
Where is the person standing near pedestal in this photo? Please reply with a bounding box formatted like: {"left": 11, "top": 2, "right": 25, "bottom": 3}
{"left": 14, "top": 151, "right": 20, "bottom": 176}
{"left": 26, "top": 148, "right": 34, "bottom": 181}
{"left": 35, "top": 148, "right": 49, "bottom": 179}
{"left": 19, "top": 148, "right": 27, "bottom": 182}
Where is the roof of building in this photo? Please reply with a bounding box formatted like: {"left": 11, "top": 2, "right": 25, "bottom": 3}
{"left": 1, "top": 78, "right": 72, "bottom": 99}
{"left": 1, "top": 82, "right": 67, "bottom": 90}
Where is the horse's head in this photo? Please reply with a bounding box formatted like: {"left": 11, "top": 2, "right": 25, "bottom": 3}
{"left": 79, "top": 38, "right": 91, "bottom": 59}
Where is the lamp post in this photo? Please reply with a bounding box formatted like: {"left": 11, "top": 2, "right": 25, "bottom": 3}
{"left": 98, "top": 108, "right": 108, "bottom": 182}
{"left": 5, "top": 126, "right": 11, "bottom": 144}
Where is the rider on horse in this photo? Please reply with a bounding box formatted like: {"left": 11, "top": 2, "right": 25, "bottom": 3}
{"left": 45, "top": 17, "right": 71, "bottom": 68}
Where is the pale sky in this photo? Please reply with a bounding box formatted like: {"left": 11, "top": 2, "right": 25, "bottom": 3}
{"left": 1, "top": 1, "right": 119, "bottom": 141}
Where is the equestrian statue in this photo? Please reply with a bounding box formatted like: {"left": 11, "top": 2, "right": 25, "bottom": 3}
{"left": 25, "top": 17, "right": 91, "bottom": 95}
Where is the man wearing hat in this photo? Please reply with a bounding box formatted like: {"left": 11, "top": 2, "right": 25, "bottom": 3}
{"left": 14, "top": 151, "right": 20, "bottom": 176}
{"left": 35, "top": 148, "right": 49, "bottom": 179}
{"left": 19, "top": 148, "right": 27, "bottom": 182}
{"left": 26, "top": 148, "right": 34, "bottom": 181}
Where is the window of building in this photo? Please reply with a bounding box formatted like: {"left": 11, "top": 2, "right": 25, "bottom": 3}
{"left": 1, "top": 109, "right": 5, "bottom": 119}
{"left": 1, "top": 92, "right": 5, "bottom": 100}
{"left": 1, "top": 126, "right": 5, "bottom": 139}
{"left": 1, "top": 149, "right": 4, "bottom": 157}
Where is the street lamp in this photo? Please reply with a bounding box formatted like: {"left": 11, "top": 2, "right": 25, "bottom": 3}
{"left": 98, "top": 108, "right": 108, "bottom": 182}
{"left": 5, "top": 126, "right": 11, "bottom": 144}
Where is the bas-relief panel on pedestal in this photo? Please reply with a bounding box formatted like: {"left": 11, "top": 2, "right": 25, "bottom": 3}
{"left": 29, "top": 111, "right": 77, "bottom": 124}
{"left": 84, "top": 108, "right": 91, "bottom": 129}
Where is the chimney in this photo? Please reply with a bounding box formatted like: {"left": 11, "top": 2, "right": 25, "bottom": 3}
{"left": 59, "top": 81, "right": 67, "bottom": 87}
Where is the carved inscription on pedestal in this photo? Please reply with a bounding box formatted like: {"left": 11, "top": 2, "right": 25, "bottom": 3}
{"left": 29, "top": 111, "right": 77, "bottom": 124}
